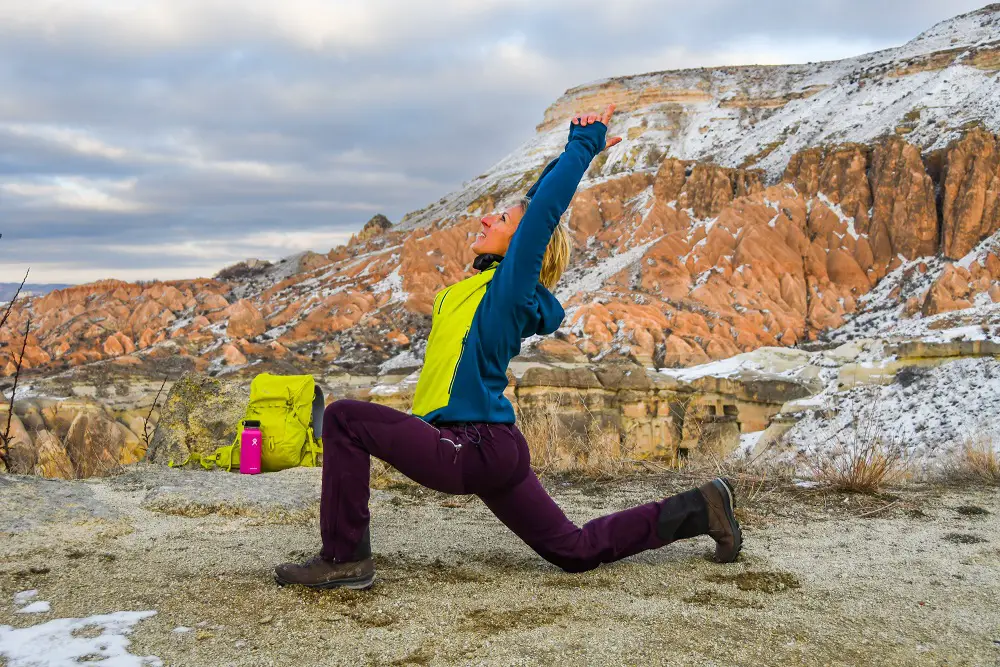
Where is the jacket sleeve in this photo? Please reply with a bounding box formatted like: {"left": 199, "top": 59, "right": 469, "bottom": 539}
{"left": 489, "top": 120, "right": 607, "bottom": 309}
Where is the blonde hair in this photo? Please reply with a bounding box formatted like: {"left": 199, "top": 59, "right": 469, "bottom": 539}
{"left": 520, "top": 195, "right": 571, "bottom": 289}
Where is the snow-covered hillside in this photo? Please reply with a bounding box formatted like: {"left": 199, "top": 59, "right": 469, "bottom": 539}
{"left": 401, "top": 4, "right": 1000, "bottom": 230}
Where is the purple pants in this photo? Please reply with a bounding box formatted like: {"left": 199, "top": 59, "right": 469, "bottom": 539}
{"left": 320, "top": 400, "right": 708, "bottom": 572}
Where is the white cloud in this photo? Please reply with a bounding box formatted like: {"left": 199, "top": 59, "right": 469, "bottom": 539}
{"left": 0, "top": 229, "right": 355, "bottom": 283}
{"left": 0, "top": 0, "right": 987, "bottom": 284}
{"left": 0, "top": 0, "right": 550, "bottom": 53}
{"left": 1, "top": 177, "right": 147, "bottom": 212}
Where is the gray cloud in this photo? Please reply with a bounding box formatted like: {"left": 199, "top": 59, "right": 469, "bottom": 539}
{"left": 0, "top": 0, "right": 987, "bottom": 283}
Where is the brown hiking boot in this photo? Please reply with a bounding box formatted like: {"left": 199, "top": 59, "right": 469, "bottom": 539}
{"left": 274, "top": 554, "right": 376, "bottom": 590}
{"left": 698, "top": 478, "right": 743, "bottom": 563}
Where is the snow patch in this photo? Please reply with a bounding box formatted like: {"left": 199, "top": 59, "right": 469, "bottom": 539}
{"left": 371, "top": 267, "right": 408, "bottom": 305}
{"left": 556, "top": 237, "right": 663, "bottom": 300}
{"left": 370, "top": 370, "right": 422, "bottom": 396}
{"left": 661, "top": 354, "right": 762, "bottom": 382}
{"left": 735, "top": 431, "right": 765, "bottom": 458}
{"left": 378, "top": 350, "right": 422, "bottom": 374}
{"left": 0, "top": 611, "right": 161, "bottom": 666}
{"left": 13, "top": 590, "right": 38, "bottom": 606}
{"left": 784, "top": 357, "right": 1000, "bottom": 463}
{"left": 16, "top": 601, "right": 51, "bottom": 614}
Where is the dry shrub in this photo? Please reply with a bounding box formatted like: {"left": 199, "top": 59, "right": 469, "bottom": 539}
{"left": 517, "top": 402, "right": 565, "bottom": 474}
{"left": 956, "top": 431, "right": 1000, "bottom": 484}
{"left": 810, "top": 407, "right": 908, "bottom": 494}
{"left": 517, "top": 401, "right": 638, "bottom": 479}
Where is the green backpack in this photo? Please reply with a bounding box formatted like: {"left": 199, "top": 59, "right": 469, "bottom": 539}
{"left": 180, "top": 373, "right": 325, "bottom": 472}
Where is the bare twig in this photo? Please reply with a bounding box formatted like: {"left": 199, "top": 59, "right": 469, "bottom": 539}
{"left": 1, "top": 315, "right": 32, "bottom": 468}
{"left": 0, "top": 267, "right": 29, "bottom": 333}
{"left": 141, "top": 376, "right": 169, "bottom": 453}
{"left": 856, "top": 500, "right": 900, "bottom": 519}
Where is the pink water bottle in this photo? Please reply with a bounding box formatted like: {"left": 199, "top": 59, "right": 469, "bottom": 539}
{"left": 240, "top": 420, "right": 263, "bottom": 475}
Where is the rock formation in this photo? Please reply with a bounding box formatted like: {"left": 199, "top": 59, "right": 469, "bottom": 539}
{"left": 4, "top": 125, "right": 1000, "bottom": 377}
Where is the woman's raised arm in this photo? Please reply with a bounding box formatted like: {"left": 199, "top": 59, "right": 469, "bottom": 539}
{"left": 490, "top": 104, "right": 621, "bottom": 309}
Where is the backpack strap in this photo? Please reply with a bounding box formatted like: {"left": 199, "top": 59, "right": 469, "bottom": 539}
{"left": 302, "top": 427, "right": 323, "bottom": 467}
{"left": 303, "top": 385, "right": 324, "bottom": 467}
{"left": 169, "top": 432, "right": 240, "bottom": 471}
{"left": 312, "top": 385, "right": 325, "bottom": 440}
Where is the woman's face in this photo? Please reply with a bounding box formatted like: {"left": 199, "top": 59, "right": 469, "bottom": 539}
{"left": 471, "top": 204, "right": 524, "bottom": 256}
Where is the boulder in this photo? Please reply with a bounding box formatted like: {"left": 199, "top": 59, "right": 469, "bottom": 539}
{"left": 33, "top": 430, "right": 74, "bottom": 479}
{"left": 146, "top": 374, "right": 249, "bottom": 467}
{"left": 1, "top": 414, "right": 36, "bottom": 474}
{"left": 64, "top": 411, "right": 129, "bottom": 478}
{"left": 222, "top": 344, "right": 248, "bottom": 366}
{"left": 225, "top": 299, "right": 266, "bottom": 339}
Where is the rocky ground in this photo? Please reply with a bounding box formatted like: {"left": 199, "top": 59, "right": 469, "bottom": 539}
{"left": 1, "top": 466, "right": 998, "bottom": 666}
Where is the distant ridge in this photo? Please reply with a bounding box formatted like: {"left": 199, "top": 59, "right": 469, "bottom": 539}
{"left": 0, "top": 283, "right": 72, "bottom": 302}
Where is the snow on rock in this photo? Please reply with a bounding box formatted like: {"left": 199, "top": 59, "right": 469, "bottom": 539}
{"left": 400, "top": 5, "right": 1000, "bottom": 230}
{"left": 659, "top": 346, "right": 819, "bottom": 383}
{"left": 736, "top": 431, "right": 765, "bottom": 458}
{"left": 369, "top": 369, "right": 422, "bottom": 397}
{"left": 555, "top": 236, "right": 664, "bottom": 302}
{"left": 0, "top": 611, "right": 161, "bottom": 666}
{"left": 827, "top": 248, "right": 1000, "bottom": 344}
{"left": 378, "top": 350, "right": 423, "bottom": 374}
{"left": 661, "top": 355, "right": 762, "bottom": 382}
{"left": 371, "top": 266, "right": 408, "bottom": 306}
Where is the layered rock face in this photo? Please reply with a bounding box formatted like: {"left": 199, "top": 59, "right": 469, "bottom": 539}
{"left": 3, "top": 128, "right": 1000, "bottom": 377}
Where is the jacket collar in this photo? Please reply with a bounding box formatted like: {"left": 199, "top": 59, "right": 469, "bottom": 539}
{"left": 472, "top": 253, "right": 504, "bottom": 272}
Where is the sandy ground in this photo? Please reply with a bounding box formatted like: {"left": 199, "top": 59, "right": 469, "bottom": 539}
{"left": 1, "top": 466, "right": 998, "bottom": 667}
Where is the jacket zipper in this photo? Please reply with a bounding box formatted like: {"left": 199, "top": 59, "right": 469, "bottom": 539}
{"left": 437, "top": 288, "right": 452, "bottom": 314}
{"left": 448, "top": 329, "right": 470, "bottom": 395}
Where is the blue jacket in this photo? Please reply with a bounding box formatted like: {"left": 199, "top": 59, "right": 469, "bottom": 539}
{"left": 411, "top": 120, "right": 607, "bottom": 424}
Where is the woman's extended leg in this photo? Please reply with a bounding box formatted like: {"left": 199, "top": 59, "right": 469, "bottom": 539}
{"left": 479, "top": 468, "right": 711, "bottom": 573}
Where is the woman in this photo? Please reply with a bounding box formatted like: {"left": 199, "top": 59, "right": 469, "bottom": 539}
{"left": 275, "top": 104, "right": 742, "bottom": 590}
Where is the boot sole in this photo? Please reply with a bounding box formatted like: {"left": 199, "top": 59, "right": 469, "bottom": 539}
{"left": 712, "top": 478, "right": 743, "bottom": 563}
{"left": 273, "top": 572, "right": 376, "bottom": 590}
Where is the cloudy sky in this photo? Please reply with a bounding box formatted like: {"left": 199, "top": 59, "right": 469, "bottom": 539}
{"left": 0, "top": 0, "right": 987, "bottom": 284}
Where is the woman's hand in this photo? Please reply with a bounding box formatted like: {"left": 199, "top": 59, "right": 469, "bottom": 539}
{"left": 571, "top": 103, "right": 622, "bottom": 151}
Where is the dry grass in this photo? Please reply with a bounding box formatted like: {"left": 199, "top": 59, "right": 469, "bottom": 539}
{"left": 517, "top": 401, "right": 639, "bottom": 480}
{"left": 953, "top": 432, "right": 1000, "bottom": 484}
{"left": 809, "top": 408, "right": 908, "bottom": 494}
{"left": 673, "top": 437, "right": 793, "bottom": 524}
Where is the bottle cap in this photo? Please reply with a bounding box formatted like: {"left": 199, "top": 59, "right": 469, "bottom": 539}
{"left": 243, "top": 420, "right": 261, "bottom": 428}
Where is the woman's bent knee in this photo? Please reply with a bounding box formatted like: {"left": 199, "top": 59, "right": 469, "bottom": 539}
{"left": 322, "top": 400, "right": 365, "bottom": 451}
{"left": 323, "top": 399, "right": 365, "bottom": 425}
{"left": 324, "top": 398, "right": 354, "bottom": 416}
